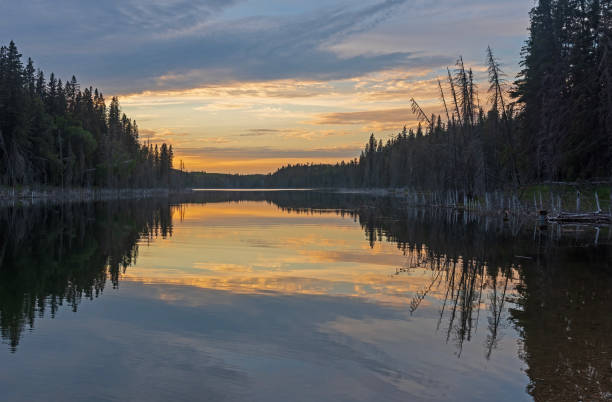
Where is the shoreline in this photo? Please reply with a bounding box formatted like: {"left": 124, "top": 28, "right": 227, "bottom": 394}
{"left": 0, "top": 187, "right": 193, "bottom": 206}
{"left": 3, "top": 186, "right": 610, "bottom": 224}
{"left": 332, "top": 187, "right": 612, "bottom": 223}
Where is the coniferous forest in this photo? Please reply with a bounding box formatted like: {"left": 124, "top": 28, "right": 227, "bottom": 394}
{"left": 1, "top": 2, "right": 612, "bottom": 399}
{"left": 269, "top": 0, "right": 610, "bottom": 191}
{"left": 0, "top": 41, "right": 174, "bottom": 188}
{"left": 2, "top": 0, "right": 611, "bottom": 193}
{"left": 187, "top": 0, "right": 612, "bottom": 192}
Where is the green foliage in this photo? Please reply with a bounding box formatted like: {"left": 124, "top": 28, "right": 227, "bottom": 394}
{"left": 514, "top": 0, "right": 611, "bottom": 181}
{"left": 66, "top": 126, "right": 97, "bottom": 154}
{"left": 0, "top": 42, "right": 174, "bottom": 188}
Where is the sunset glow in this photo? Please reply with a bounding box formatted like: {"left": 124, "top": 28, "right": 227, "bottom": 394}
{"left": 2, "top": 0, "right": 531, "bottom": 173}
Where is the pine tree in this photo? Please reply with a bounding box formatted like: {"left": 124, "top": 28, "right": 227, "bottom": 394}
{"left": 0, "top": 41, "right": 177, "bottom": 188}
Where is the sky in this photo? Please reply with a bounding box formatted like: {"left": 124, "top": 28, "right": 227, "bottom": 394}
{"left": 1, "top": 0, "right": 533, "bottom": 173}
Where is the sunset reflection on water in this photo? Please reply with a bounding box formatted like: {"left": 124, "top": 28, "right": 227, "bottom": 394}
{"left": 1, "top": 193, "right": 609, "bottom": 401}
{"left": 123, "top": 202, "right": 517, "bottom": 308}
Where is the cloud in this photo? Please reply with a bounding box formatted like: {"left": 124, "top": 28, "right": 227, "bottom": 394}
{"left": 138, "top": 128, "right": 191, "bottom": 144}
{"left": 235, "top": 128, "right": 354, "bottom": 141}
{"left": 2, "top": 0, "right": 452, "bottom": 94}
{"left": 357, "top": 76, "right": 445, "bottom": 101}
{"left": 112, "top": 0, "right": 241, "bottom": 37}
{"left": 196, "top": 137, "right": 234, "bottom": 145}
{"left": 194, "top": 103, "right": 252, "bottom": 112}
{"left": 279, "top": 129, "right": 355, "bottom": 140}
{"left": 314, "top": 108, "right": 415, "bottom": 125}
{"left": 2, "top": 0, "right": 532, "bottom": 175}
{"left": 238, "top": 129, "right": 281, "bottom": 137}
{"left": 121, "top": 100, "right": 187, "bottom": 107}
{"left": 176, "top": 145, "right": 362, "bottom": 160}
{"left": 2, "top": 0, "right": 530, "bottom": 100}
{"left": 10, "top": 0, "right": 243, "bottom": 43}
{"left": 121, "top": 80, "right": 333, "bottom": 101}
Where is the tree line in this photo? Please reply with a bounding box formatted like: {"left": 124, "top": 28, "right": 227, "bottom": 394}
{"left": 0, "top": 41, "right": 175, "bottom": 188}
{"left": 278, "top": 0, "right": 610, "bottom": 192}
{"left": 3, "top": 0, "right": 609, "bottom": 192}
{"left": 188, "top": 0, "right": 611, "bottom": 193}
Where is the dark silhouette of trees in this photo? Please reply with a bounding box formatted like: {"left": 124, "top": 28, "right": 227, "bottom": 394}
{"left": 0, "top": 199, "right": 174, "bottom": 351}
{"left": 515, "top": 0, "right": 611, "bottom": 181}
{"left": 0, "top": 41, "right": 174, "bottom": 188}
{"left": 185, "top": 1, "right": 610, "bottom": 193}
{"left": 4, "top": 0, "right": 608, "bottom": 191}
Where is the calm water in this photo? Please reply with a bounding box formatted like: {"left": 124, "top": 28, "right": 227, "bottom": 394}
{"left": 1, "top": 191, "right": 611, "bottom": 401}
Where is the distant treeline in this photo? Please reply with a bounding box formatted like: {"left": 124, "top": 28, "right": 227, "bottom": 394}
{"left": 0, "top": 42, "right": 175, "bottom": 188}
{"left": 187, "top": 0, "right": 612, "bottom": 192}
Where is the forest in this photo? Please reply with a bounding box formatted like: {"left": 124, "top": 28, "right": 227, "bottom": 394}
{"left": 2, "top": 0, "right": 611, "bottom": 193}
{"left": 188, "top": 0, "right": 611, "bottom": 193}
{"left": 0, "top": 41, "right": 175, "bottom": 188}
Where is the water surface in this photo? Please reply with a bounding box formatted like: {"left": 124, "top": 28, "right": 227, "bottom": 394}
{"left": 1, "top": 191, "right": 610, "bottom": 401}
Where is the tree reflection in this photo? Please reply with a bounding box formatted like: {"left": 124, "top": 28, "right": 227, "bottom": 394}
{"left": 0, "top": 200, "right": 174, "bottom": 352}
{"left": 351, "top": 201, "right": 611, "bottom": 399}
{"left": 0, "top": 191, "right": 610, "bottom": 400}
{"left": 511, "top": 240, "right": 612, "bottom": 401}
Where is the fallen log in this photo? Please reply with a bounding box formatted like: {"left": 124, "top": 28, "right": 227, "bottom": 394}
{"left": 548, "top": 211, "right": 612, "bottom": 224}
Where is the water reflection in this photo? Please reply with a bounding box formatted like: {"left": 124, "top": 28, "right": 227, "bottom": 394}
{"left": 0, "top": 191, "right": 610, "bottom": 401}
{"left": 511, "top": 243, "right": 612, "bottom": 400}
{"left": 0, "top": 199, "right": 173, "bottom": 351}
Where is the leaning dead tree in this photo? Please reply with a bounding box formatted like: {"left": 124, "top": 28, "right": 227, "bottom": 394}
{"left": 410, "top": 98, "right": 432, "bottom": 131}
{"left": 405, "top": 50, "right": 531, "bottom": 198}
{"left": 487, "top": 46, "right": 521, "bottom": 190}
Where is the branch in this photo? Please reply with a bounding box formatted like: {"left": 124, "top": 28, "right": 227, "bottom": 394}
{"left": 410, "top": 98, "right": 432, "bottom": 127}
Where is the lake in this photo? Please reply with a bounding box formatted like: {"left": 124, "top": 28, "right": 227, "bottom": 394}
{"left": 1, "top": 190, "right": 610, "bottom": 401}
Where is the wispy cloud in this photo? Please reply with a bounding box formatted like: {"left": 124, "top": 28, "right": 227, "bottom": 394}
{"left": 138, "top": 128, "right": 191, "bottom": 145}
{"left": 121, "top": 80, "right": 333, "bottom": 101}
{"left": 177, "top": 145, "right": 362, "bottom": 160}
{"left": 238, "top": 129, "right": 281, "bottom": 137}
{"left": 194, "top": 103, "right": 252, "bottom": 112}
{"left": 314, "top": 108, "right": 414, "bottom": 125}
{"left": 2, "top": 0, "right": 450, "bottom": 94}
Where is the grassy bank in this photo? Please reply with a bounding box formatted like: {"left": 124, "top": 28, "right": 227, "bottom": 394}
{"left": 519, "top": 183, "right": 612, "bottom": 214}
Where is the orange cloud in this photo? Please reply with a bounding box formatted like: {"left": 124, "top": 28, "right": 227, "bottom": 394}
{"left": 314, "top": 108, "right": 415, "bottom": 125}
